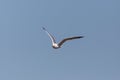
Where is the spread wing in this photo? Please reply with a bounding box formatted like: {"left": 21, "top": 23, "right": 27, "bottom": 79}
{"left": 42, "top": 27, "right": 56, "bottom": 44}
{"left": 58, "top": 36, "right": 84, "bottom": 47}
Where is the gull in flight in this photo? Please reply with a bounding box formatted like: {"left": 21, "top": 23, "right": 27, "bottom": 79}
{"left": 42, "top": 27, "right": 84, "bottom": 49}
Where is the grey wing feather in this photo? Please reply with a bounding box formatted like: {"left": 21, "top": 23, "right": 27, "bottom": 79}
{"left": 58, "top": 36, "right": 84, "bottom": 47}
{"left": 42, "top": 27, "right": 56, "bottom": 43}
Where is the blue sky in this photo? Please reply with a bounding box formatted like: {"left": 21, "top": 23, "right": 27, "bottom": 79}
{"left": 0, "top": 0, "right": 120, "bottom": 80}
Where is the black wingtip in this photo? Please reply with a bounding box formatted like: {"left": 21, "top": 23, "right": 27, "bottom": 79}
{"left": 42, "top": 27, "right": 46, "bottom": 30}
{"left": 80, "top": 36, "right": 84, "bottom": 38}
{"left": 77, "top": 36, "right": 84, "bottom": 38}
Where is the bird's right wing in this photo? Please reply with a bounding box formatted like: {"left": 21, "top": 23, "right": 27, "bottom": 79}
{"left": 42, "top": 27, "right": 56, "bottom": 44}
{"left": 58, "top": 36, "right": 84, "bottom": 47}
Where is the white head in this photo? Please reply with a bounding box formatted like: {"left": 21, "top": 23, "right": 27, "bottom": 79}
{"left": 52, "top": 43, "right": 60, "bottom": 49}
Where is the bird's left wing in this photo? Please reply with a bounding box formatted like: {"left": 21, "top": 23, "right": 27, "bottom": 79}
{"left": 42, "top": 27, "right": 56, "bottom": 44}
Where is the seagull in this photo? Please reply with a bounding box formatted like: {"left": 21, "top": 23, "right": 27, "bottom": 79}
{"left": 42, "top": 27, "right": 84, "bottom": 49}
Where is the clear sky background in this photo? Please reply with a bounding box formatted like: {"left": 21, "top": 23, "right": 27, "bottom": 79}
{"left": 0, "top": 0, "right": 120, "bottom": 80}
